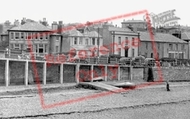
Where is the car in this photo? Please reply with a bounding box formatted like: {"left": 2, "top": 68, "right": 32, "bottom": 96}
{"left": 144, "top": 58, "right": 156, "bottom": 67}
{"left": 131, "top": 55, "right": 145, "bottom": 66}
{"left": 67, "top": 55, "right": 88, "bottom": 64}
{"left": 118, "top": 57, "right": 132, "bottom": 65}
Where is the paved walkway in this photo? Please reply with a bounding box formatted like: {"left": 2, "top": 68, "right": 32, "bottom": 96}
{"left": 0, "top": 80, "right": 190, "bottom": 95}
{"left": 0, "top": 83, "right": 77, "bottom": 94}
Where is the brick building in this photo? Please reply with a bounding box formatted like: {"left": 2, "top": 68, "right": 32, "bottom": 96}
{"left": 139, "top": 32, "right": 188, "bottom": 59}
{"left": 7, "top": 21, "right": 52, "bottom": 56}
{"left": 95, "top": 22, "right": 139, "bottom": 57}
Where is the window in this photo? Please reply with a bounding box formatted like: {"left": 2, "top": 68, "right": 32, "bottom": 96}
{"left": 169, "top": 44, "right": 172, "bottom": 50}
{"left": 21, "top": 33, "right": 24, "bottom": 39}
{"left": 118, "top": 37, "right": 121, "bottom": 44}
{"left": 11, "top": 32, "right": 14, "bottom": 39}
{"left": 79, "top": 37, "right": 83, "bottom": 44}
{"left": 27, "top": 33, "right": 32, "bottom": 39}
{"left": 38, "top": 44, "right": 44, "bottom": 53}
{"left": 56, "top": 46, "right": 59, "bottom": 53}
{"left": 125, "top": 37, "right": 128, "bottom": 46}
{"left": 85, "top": 39, "right": 88, "bottom": 45}
{"left": 92, "top": 38, "right": 95, "bottom": 45}
{"left": 45, "top": 33, "right": 49, "bottom": 39}
{"left": 118, "top": 48, "right": 121, "bottom": 56}
{"left": 40, "top": 33, "right": 43, "bottom": 40}
{"left": 45, "top": 44, "right": 48, "bottom": 53}
{"left": 14, "top": 44, "right": 20, "bottom": 49}
{"left": 182, "top": 44, "right": 185, "bottom": 50}
{"left": 132, "top": 49, "right": 135, "bottom": 57}
{"left": 146, "top": 42, "right": 148, "bottom": 49}
{"left": 151, "top": 53, "right": 153, "bottom": 58}
{"left": 157, "top": 43, "right": 160, "bottom": 49}
{"left": 176, "top": 44, "right": 178, "bottom": 50}
{"left": 35, "top": 33, "right": 38, "bottom": 39}
{"left": 15, "top": 32, "right": 19, "bottom": 39}
{"left": 74, "top": 37, "right": 77, "bottom": 45}
{"left": 169, "top": 53, "right": 174, "bottom": 58}
{"left": 179, "top": 53, "right": 184, "bottom": 59}
{"left": 56, "top": 36, "right": 59, "bottom": 41}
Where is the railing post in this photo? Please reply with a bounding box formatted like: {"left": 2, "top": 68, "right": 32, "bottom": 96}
{"left": 105, "top": 65, "right": 108, "bottom": 81}
{"left": 43, "top": 62, "right": 47, "bottom": 85}
{"left": 25, "top": 60, "right": 29, "bottom": 86}
{"left": 5, "top": 59, "right": 9, "bottom": 87}
{"left": 60, "top": 63, "right": 63, "bottom": 84}
{"left": 118, "top": 66, "right": 121, "bottom": 81}
{"left": 75, "top": 64, "right": 80, "bottom": 83}
{"left": 91, "top": 64, "right": 94, "bottom": 82}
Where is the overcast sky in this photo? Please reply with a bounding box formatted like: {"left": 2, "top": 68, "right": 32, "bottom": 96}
{"left": 0, "top": 0, "right": 189, "bottom": 26}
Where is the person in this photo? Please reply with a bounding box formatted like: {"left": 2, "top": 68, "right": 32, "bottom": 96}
{"left": 166, "top": 80, "right": 170, "bottom": 91}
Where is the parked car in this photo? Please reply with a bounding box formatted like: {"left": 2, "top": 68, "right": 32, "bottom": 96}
{"left": 159, "top": 57, "right": 177, "bottom": 66}
{"left": 144, "top": 58, "right": 156, "bottom": 67}
{"left": 131, "top": 55, "right": 145, "bottom": 66}
{"left": 118, "top": 57, "right": 132, "bottom": 65}
{"left": 67, "top": 55, "right": 88, "bottom": 64}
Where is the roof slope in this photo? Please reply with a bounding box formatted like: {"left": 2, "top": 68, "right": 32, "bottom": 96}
{"left": 181, "top": 32, "right": 190, "bottom": 40}
{"left": 140, "top": 32, "right": 187, "bottom": 43}
{"left": 9, "top": 21, "right": 51, "bottom": 31}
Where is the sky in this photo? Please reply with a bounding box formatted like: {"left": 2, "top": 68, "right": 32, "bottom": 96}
{"left": 0, "top": 0, "right": 189, "bottom": 27}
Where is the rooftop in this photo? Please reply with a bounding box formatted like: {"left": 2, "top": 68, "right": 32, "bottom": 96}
{"left": 181, "top": 32, "right": 190, "bottom": 40}
{"left": 8, "top": 21, "right": 51, "bottom": 32}
{"left": 140, "top": 32, "right": 187, "bottom": 43}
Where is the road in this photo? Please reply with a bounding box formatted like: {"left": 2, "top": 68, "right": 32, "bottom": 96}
{"left": 0, "top": 82, "right": 190, "bottom": 119}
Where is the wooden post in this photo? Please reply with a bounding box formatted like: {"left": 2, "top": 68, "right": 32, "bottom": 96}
{"left": 91, "top": 64, "right": 94, "bottom": 82}
{"left": 43, "top": 62, "right": 47, "bottom": 85}
{"left": 60, "top": 63, "right": 63, "bottom": 84}
{"left": 118, "top": 66, "right": 121, "bottom": 81}
{"left": 5, "top": 59, "right": 9, "bottom": 87}
{"left": 25, "top": 60, "right": 29, "bottom": 86}
{"left": 130, "top": 66, "right": 133, "bottom": 81}
{"left": 105, "top": 65, "right": 108, "bottom": 81}
{"left": 75, "top": 64, "right": 80, "bottom": 83}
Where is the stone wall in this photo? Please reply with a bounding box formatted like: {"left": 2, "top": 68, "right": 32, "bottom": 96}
{"left": 153, "top": 67, "right": 190, "bottom": 81}
{"left": 107, "top": 66, "right": 118, "bottom": 81}
{"left": 132, "top": 67, "right": 144, "bottom": 82}
{"left": 9, "top": 61, "right": 25, "bottom": 85}
{"left": 120, "top": 67, "right": 130, "bottom": 81}
{"left": 63, "top": 64, "right": 76, "bottom": 83}
{"left": 0, "top": 60, "right": 5, "bottom": 85}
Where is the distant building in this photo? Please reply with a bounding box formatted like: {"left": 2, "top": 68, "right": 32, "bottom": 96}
{"left": 7, "top": 21, "right": 52, "bottom": 56}
{"left": 121, "top": 19, "right": 147, "bottom": 32}
{"left": 96, "top": 22, "right": 139, "bottom": 57}
{"left": 51, "top": 22, "right": 108, "bottom": 57}
{"left": 139, "top": 32, "right": 188, "bottom": 59}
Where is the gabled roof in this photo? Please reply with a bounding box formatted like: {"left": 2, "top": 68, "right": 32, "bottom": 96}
{"left": 65, "top": 29, "right": 84, "bottom": 37}
{"left": 181, "top": 32, "right": 190, "bottom": 40}
{"left": 140, "top": 32, "right": 187, "bottom": 43}
{"left": 8, "top": 21, "right": 51, "bottom": 31}
{"left": 83, "top": 31, "right": 102, "bottom": 37}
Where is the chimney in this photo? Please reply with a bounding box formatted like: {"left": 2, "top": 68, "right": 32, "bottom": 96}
{"left": 52, "top": 21, "right": 58, "bottom": 30}
{"left": 43, "top": 18, "right": 46, "bottom": 22}
{"left": 14, "top": 20, "right": 20, "bottom": 26}
{"left": 59, "top": 21, "right": 63, "bottom": 25}
{"left": 21, "top": 18, "right": 27, "bottom": 25}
